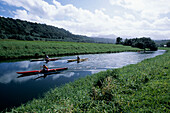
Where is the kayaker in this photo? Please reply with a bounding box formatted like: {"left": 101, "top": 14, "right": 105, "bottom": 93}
{"left": 45, "top": 54, "right": 49, "bottom": 61}
{"left": 77, "top": 56, "right": 80, "bottom": 61}
{"left": 42, "top": 65, "right": 48, "bottom": 72}
{"left": 77, "top": 56, "right": 80, "bottom": 63}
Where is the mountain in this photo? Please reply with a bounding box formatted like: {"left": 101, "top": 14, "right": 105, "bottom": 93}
{"left": 91, "top": 37, "right": 115, "bottom": 44}
{"left": 94, "top": 34, "right": 117, "bottom": 39}
{"left": 0, "top": 16, "right": 115, "bottom": 43}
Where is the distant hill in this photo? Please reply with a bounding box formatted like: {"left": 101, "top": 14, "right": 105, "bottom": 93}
{"left": 154, "top": 40, "right": 170, "bottom": 47}
{"left": 94, "top": 34, "right": 117, "bottom": 39}
{"left": 91, "top": 37, "right": 115, "bottom": 43}
{"left": 0, "top": 16, "right": 115, "bottom": 43}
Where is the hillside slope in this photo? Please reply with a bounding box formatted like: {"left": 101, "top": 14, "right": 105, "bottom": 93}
{"left": 0, "top": 17, "right": 115, "bottom": 43}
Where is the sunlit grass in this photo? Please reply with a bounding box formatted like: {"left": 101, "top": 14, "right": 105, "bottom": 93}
{"left": 0, "top": 39, "right": 140, "bottom": 60}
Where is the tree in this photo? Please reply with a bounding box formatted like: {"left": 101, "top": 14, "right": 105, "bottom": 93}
{"left": 0, "top": 33, "right": 7, "bottom": 39}
{"left": 116, "top": 37, "right": 122, "bottom": 44}
{"left": 167, "top": 41, "right": 170, "bottom": 47}
{"left": 149, "top": 40, "right": 158, "bottom": 51}
{"left": 122, "top": 37, "right": 158, "bottom": 51}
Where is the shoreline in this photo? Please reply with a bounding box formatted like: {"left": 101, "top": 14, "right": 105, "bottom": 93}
{"left": 0, "top": 40, "right": 141, "bottom": 61}
{"left": 9, "top": 48, "right": 169, "bottom": 112}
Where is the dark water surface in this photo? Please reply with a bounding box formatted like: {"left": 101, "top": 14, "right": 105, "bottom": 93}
{"left": 0, "top": 50, "right": 165, "bottom": 111}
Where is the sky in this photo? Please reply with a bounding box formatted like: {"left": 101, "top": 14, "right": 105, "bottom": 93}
{"left": 0, "top": 0, "right": 170, "bottom": 40}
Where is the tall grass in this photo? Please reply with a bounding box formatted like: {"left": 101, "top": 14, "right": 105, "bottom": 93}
{"left": 11, "top": 48, "right": 170, "bottom": 112}
{"left": 0, "top": 39, "right": 140, "bottom": 60}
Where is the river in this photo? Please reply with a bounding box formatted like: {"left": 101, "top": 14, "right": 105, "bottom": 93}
{"left": 0, "top": 50, "right": 165, "bottom": 111}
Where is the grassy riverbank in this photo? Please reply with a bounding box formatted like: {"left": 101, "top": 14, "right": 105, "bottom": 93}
{"left": 0, "top": 39, "right": 140, "bottom": 60}
{"left": 10, "top": 48, "right": 169, "bottom": 112}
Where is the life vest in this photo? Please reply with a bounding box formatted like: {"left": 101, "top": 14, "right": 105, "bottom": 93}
{"left": 43, "top": 65, "right": 48, "bottom": 69}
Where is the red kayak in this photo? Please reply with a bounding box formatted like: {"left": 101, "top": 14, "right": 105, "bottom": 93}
{"left": 16, "top": 67, "right": 68, "bottom": 74}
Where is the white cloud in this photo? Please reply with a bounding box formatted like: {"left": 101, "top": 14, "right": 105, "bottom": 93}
{"left": 114, "top": 30, "right": 170, "bottom": 40}
{"left": 124, "top": 13, "right": 135, "bottom": 20}
{"left": 153, "top": 17, "right": 170, "bottom": 30}
{"left": 2, "top": 0, "right": 58, "bottom": 19}
{"left": 1, "top": 0, "right": 170, "bottom": 39}
{"left": 109, "top": 0, "right": 170, "bottom": 20}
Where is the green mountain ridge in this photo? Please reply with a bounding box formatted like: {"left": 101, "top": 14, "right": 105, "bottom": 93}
{"left": 0, "top": 16, "right": 115, "bottom": 43}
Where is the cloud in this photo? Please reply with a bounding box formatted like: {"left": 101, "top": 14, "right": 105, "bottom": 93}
{"left": 153, "top": 17, "right": 170, "bottom": 30}
{"left": 1, "top": 0, "right": 170, "bottom": 39}
{"left": 115, "top": 30, "right": 170, "bottom": 40}
{"left": 109, "top": 0, "right": 170, "bottom": 20}
{"left": 124, "top": 12, "right": 135, "bottom": 20}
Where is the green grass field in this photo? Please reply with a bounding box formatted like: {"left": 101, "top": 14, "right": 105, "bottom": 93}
{"left": 10, "top": 48, "right": 170, "bottom": 112}
{"left": 0, "top": 39, "right": 140, "bottom": 60}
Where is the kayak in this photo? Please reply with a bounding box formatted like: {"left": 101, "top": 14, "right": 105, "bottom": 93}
{"left": 67, "top": 58, "right": 88, "bottom": 62}
{"left": 47, "top": 58, "right": 60, "bottom": 61}
{"left": 30, "top": 58, "right": 44, "bottom": 62}
{"left": 16, "top": 67, "right": 68, "bottom": 74}
{"left": 30, "top": 58, "right": 60, "bottom": 62}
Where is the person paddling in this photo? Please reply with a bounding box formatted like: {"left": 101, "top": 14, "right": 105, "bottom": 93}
{"left": 42, "top": 65, "right": 48, "bottom": 72}
{"left": 77, "top": 56, "right": 80, "bottom": 61}
{"left": 45, "top": 54, "right": 49, "bottom": 61}
{"left": 77, "top": 56, "right": 80, "bottom": 63}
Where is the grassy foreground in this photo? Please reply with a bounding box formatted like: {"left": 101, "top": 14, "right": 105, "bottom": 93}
{"left": 11, "top": 48, "right": 170, "bottom": 112}
{"left": 0, "top": 39, "right": 140, "bottom": 60}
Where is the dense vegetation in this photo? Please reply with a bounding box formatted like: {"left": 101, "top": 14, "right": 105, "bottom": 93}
{"left": 116, "top": 37, "right": 158, "bottom": 51}
{"left": 11, "top": 48, "right": 169, "bottom": 112}
{"left": 167, "top": 41, "right": 170, "bottom": 47}
{"left": 0, "top": 16, "right": 115, "bottom": 43}
{"left": 0, "top": 40, "right": 140, "bottom": 60}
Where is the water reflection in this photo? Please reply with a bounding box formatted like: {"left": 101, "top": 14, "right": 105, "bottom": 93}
{"left": 0, "top": 50, "right": 166, "bottom": 84}
{"left": 0, "top": 50, "right": 166, "bottom": 111}
{"left": 17, "top": 69, "right": 68, "bottom": 80}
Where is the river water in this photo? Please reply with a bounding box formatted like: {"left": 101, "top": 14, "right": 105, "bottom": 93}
{"left": 0, "top": 50, "right": 165, "bottom": 111}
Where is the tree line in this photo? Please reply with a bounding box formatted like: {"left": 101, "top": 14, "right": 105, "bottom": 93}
{"left": 116, "top": 37, "right": 158, "bottom": 51}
